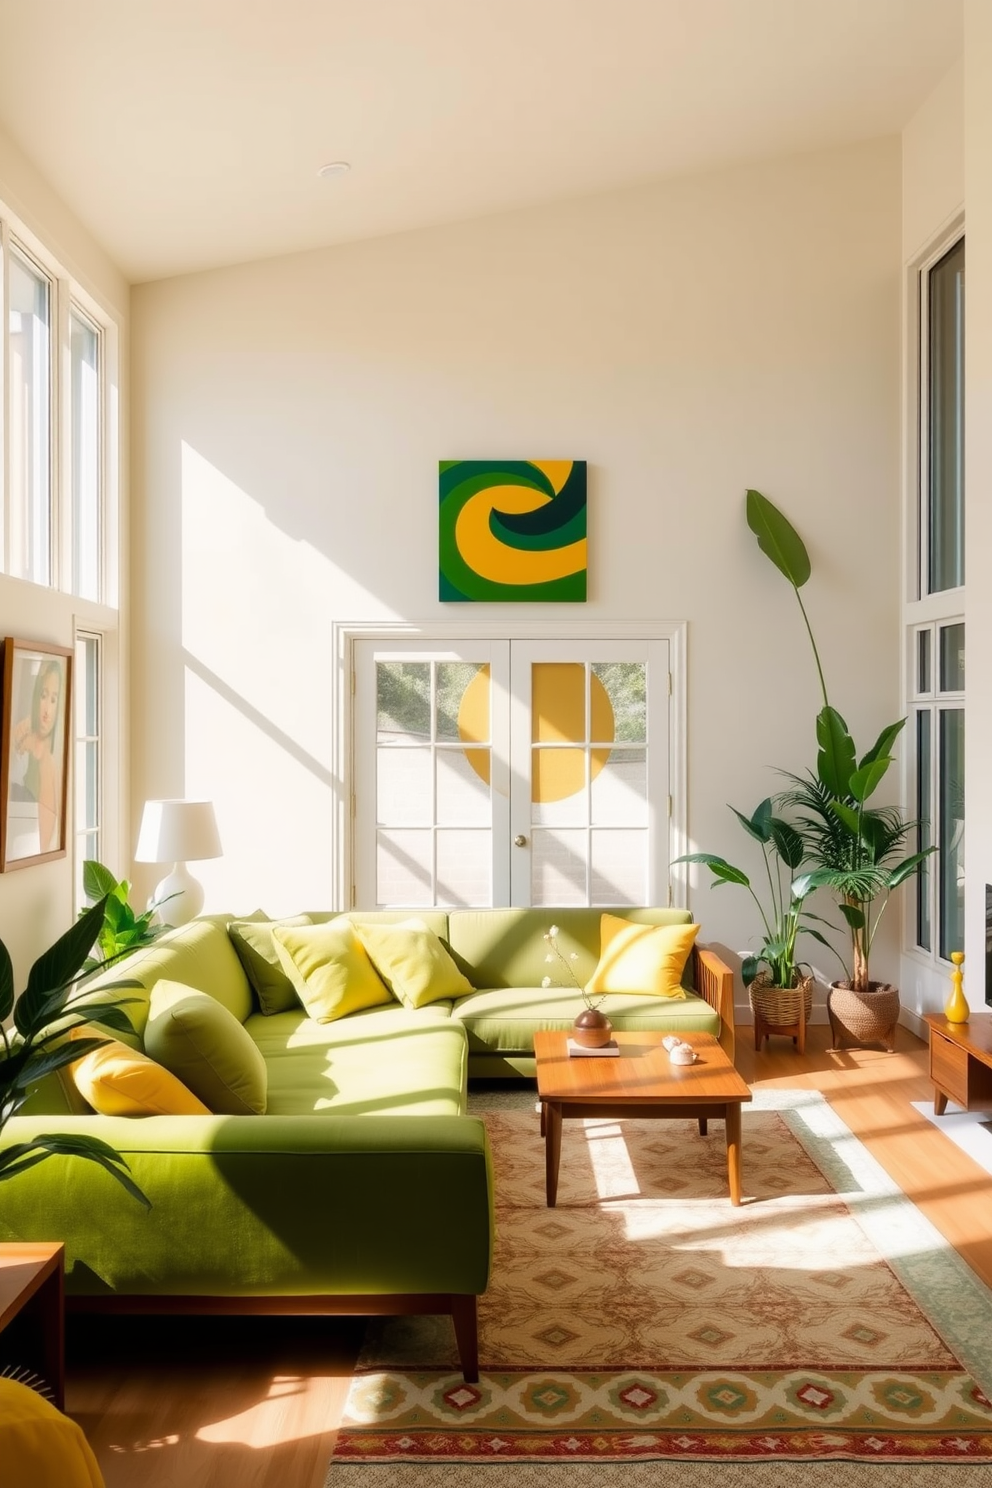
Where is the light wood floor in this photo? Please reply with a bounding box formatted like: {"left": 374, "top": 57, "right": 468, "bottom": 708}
{"left": 65, "top": 1023, "right": 992, "bottom": 1488}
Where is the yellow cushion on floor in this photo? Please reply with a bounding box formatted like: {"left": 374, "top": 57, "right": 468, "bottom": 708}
{"left": 584, "top": 914, "right": 697, "bottom": 998}
{"left": 0, "top": 1378, "right": 106, "bottom": 1488}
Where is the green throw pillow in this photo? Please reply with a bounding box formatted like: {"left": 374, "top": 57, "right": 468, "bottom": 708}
{"left": 355, "top": 918, "right": 473, "bottom": 1009}
{"left": 228, "top": 913, "right": 312, "bottom": 1015}
{"left": 272, "top": 918, "right": 393, "bottom": 1023}
{"left": 144, "top": 981, "right": 267, "bottom": 1115}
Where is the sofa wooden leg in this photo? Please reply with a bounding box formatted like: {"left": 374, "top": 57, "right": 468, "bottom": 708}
{"left": 451, "top": 1294, "right": 479, "bottom": 1382}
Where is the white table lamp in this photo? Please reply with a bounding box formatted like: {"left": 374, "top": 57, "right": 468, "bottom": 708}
{"left": 135, "top": 799, "right": 222, "bottom": 925}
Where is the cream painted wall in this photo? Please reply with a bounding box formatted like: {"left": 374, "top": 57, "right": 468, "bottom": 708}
{"left": 902, "top": 59, "right": 965, "bottom": 261}
{"left": 131, "top": 136, "right": 902, "bottom": 982}
{"left": 964, "top": 1, "right": 992, "bottom": 1009}
{"left": 899, "top": 63, "right": 965, "bottom": 1023}
{"left": 0, "top": 124, "right": 128, "bottom": 986}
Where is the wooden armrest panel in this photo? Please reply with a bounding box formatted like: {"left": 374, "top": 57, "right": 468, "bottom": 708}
{"left": 693, "top": 944, "right": 736, "bottom": 1063}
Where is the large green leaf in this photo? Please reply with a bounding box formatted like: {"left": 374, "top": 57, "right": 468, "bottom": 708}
{"left": 24, "top": 898, "right": 108, "bottom": 1007}
{"left": 82, "top": 860, "right": 119, "bottom": 901}
{"left": 731, "top": 799, "right": 773, "bottom": 844}
{"left": 675, "top": 853, "right": 751, "bottom": 888}
{"left": 886, "top": 849, "right": 937, "bottom": 889}
{"left": 0, "top": 941, "right": 13, "bottom": 1022}
{"left": 769, "top": 819, "right": 804, "bottom": 870}
{"left": 816, "top": 707, "right": 856, "bottom": 797}
{"left": 0, "top": 1134, "right": 149, "bottom": 1206}
{"left": 839, "top": 902, "right": 866, "bottom": 930}
{"left": 848, "top": 757, "right": 892, "bottom": 806}
{"left": 859, "top": 719, "right": 906, "bottom": 771}
{"left": 745, "top": 489, "right": 811, "bottom": 588}
{"left": 829, "top": 800, "right": 862, "bottom": 837}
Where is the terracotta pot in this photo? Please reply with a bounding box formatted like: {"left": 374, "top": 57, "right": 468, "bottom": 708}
{"left": 749, "top": 971, "right": 814, "bottom": 1054}
{"left": 827, "top": 980, "right": 900, "bottom": 1053}
{"left": 572, "top": 1007, "right": 613, "bottom": 1048}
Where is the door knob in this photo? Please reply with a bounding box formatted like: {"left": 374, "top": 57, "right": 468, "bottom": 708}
{"left": 514, "top": 834, "right": 527, "bottom": 847}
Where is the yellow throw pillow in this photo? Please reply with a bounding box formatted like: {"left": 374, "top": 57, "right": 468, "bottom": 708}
{"left": 272, "top": 918, "right": 394, "bottom": 1023}
{"left": 356, "top": 919, "right": 474, "bottom": 1009}
{"left": 71, "top": 1034, "right": 211, "bottom": 1116}
{"left": 584, "top": 914, "right": 698, "bottom": 999}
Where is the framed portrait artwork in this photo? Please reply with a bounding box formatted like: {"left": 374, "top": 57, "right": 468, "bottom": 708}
{"left": 0, "top": 638, "right": 73, "bottom": 871}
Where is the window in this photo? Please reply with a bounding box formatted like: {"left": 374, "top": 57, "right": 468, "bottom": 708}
{"left": 1, "top": 223, "right": 109, "bottom": 599}
{"left": 910, "top": 621, "right": 964, "bottom": 961}
{"left": 74, "top": 631, "right": 102, "bottom": 909}
{"left": 907, "top": 229, "right": 965, "bottom": 967}
{"left": 7, "top": 246, "right": 53, "bottom": 586}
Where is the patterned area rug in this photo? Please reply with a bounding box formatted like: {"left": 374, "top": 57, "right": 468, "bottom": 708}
{"left": 326, "top": 1090, "right": 992, "bottom": 1475}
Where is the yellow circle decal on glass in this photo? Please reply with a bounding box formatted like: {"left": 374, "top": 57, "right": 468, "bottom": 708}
{"left": 458, "top": 667, "right": 614, "bottom": 802}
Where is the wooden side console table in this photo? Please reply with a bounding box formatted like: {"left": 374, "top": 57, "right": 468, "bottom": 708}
{"left": 0, "top": 1242, "right": 65, "bottom": 1410}
{"left": 924, "top": 1013, "right": 992, "bottom": 1116}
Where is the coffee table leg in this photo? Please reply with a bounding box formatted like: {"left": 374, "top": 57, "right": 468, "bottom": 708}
{"left": 545, "top": 1101, "right": 562, "bottom": 1207}
{"left": 725, "top": 1103, "right": 743, "bottom": 1206}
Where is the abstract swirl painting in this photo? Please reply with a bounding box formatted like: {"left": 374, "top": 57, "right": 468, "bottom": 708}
{"left": 439, "top": 460, "right": 587, "bottom": 602}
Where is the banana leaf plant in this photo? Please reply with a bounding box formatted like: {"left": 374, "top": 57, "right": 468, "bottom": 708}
{"left": 79, "top": 858, "right": 174, "bottom": 971}
{"left": 676, "top": 797, "right": 840, "bottom": 989}
{"left": 746, "top": 489, "right": 935, "bottom": 992}
{"left": 0, "top": 895, "right": 149, "bottom": 1203}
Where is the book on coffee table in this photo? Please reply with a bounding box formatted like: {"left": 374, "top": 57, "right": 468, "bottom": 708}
{"left": 566, "top": 1038, "right": 620, "bottom": 1057}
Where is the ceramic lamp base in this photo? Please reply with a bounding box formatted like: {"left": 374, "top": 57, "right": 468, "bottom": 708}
{"left": 153, "top": 862, "right": 204, "bottom": 926}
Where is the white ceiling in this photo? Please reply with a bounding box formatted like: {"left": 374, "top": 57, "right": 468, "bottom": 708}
{"left": 0, "top": 0, "right": 963, "bottom": 284}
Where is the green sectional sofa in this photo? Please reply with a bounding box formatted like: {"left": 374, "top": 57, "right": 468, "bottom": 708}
{"left": 0, "top": 905, "right": 733, "bottom": 1379}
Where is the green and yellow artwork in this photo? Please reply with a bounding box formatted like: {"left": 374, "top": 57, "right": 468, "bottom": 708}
{"left": 439, "top": 460, "right": 587, "bottom": 602}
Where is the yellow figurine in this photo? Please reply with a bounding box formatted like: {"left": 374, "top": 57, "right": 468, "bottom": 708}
{"left": 944, "top": 951, "right": 969, "bottom": 1024}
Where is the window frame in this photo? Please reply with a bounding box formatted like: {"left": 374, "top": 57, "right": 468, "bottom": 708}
{"left": 902, "top": 216, "right": 965, "bottom": 991}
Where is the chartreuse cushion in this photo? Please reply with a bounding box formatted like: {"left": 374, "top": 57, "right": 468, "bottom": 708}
{"left": 144, "top": 981, "right": 267, "bottom": 1115}
{"left": 272, "top": 918, "right": 393, "bottom": 1023}
{"left": 585, "top": 914, "right": 698, "bottom": 998}
{"left": 70, "top": 1033, "right": 211, "bottom": 1117}
{"left": 228, "top": 913, "right": 312, "bottom": 1015}
{"left": 450, "top": 984, "right": 719, "bottom": 1053}
{"left": 356, "top": 918, "right": 473, "bottom": 1009}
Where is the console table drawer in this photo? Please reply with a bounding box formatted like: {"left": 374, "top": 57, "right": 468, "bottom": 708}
{"left": 930, "top": 1031, "right": 969, "bottom": 1103}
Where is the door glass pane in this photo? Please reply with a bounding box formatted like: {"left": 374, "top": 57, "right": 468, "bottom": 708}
{"left": 938, "top": 708, "right": 964, "bottom": 961}
{"left": 74, "top": 741, "right": 99, "bottom": 834}
{"left": 9, "top": 250, "right": 52, "bottom": 586}
{"left": 532, "top": 663, "right": 585, "bottom": 742}
{"left": 928, "top": 237, "right": 965, "bottom": 594}
{"left": 532, "top": 829, "right": 587, "bottom": 905}
{"left": 438, "top": 662, "right": 487, "bottom": 741}
{"left": 70, "top": 309, "right": 101, "bottom": 601}
{"left": 377, "top": 747, "right": 432, "bottom": 824}
{"left": 592, "top": 662, "right": 646, "bottom": 742}
{"left": 436, "top": 749, "right": 489, "bottom": 825}
{"left": 377, "top": 662, "right": 430, "bottom": 740}
{"left": 376, "top": 830, "right": 433, "bottom": 905}
{"left": 591, "top": 830, "right": 647, "bottom": 904}
{"left": 437, "top": 831, "right": 490, "bottom": 906}
{"left": 532, "top": 747, "right": 586, "bottom": 825}
{"left": 915, "top": 711, "right": 931, "bottom": 953}
{"left": 938, "top": 622, "right": 964, "bottom": 693}
{"left": 591, "top": 747, "right": 647, "bottom": 826}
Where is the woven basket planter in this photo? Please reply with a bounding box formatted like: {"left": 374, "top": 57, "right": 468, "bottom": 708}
{"left": 749, "top": 971, "right": 814, "bottom": 1054}
{"left": 827, "top": 981, "right": 900, "bottom": 1052}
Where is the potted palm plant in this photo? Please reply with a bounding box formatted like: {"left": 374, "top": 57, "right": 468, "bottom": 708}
{"left": 0, "top": 896, "right": 147, "bottom": 1199}
{"left": 676, "top": 797, "right": 838, "bottom": 1051}
{"left": 746, "top": 489, "right": 934, "bottom": 1048}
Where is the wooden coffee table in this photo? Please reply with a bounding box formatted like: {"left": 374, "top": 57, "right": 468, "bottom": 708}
{"left": 534, "top": 1030, "right": 752, "bottom": 1207}
{"left": 0, "top": 1243, "right": 65, "bottom": 1410}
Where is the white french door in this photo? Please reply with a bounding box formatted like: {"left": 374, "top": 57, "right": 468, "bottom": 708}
{"left": 352, "top": 636, "right": 672, "bottom": 909}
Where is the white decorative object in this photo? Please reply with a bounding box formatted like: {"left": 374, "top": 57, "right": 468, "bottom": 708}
{"left": 662, "top": 1035, "right": 682, "bottom": 1051}
{"left": 669, "top": 1042, "right": 696, "bottom": 1065}
{"left": 135, "top": 799, "right": 222, "bottom": 926}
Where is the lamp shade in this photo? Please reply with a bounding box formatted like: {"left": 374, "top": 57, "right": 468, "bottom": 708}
{"left": 134, "top": 799, "right": 222, "bottom": 864}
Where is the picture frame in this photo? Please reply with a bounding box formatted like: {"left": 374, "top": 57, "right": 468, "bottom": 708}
{"left": 0, "top": 638, "right": 73, "bottom": 871}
